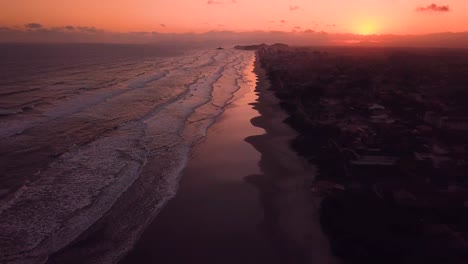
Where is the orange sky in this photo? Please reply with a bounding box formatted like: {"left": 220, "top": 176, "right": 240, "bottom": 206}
{"left": 1, "top": 0, "right": 467, "bottom": 35}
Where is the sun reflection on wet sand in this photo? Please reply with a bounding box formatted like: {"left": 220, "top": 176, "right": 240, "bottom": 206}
{"left": 121, "top": 51, "right": 280, "bottom": 264}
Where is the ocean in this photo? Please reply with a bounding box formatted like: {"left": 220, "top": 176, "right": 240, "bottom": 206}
{"left": 0, "top": 43, "right": 256, "bottom": 263}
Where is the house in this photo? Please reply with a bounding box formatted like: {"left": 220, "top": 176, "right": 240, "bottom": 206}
{"left": 310, "top": 181, "right": 346, "bottom": 195}
{"left": 424, "top": 112, "right": 468, "bottom": 131}
{"left": 414, "top": 152, "right": 452, "bottom": 169}
{"left": 368, "top": 103, "right": 386, "bottom": 111}
{"left": 370, "top": 114, "right": 395, "bottom": 124}
{"left": 424, "top": 111, "right": 441, "bottom": 126}
{"left": 351, "top": 155, "right": 398, "bottom": 166}
{"left": 439, "top": 117, "right": 468, "bottom": 131}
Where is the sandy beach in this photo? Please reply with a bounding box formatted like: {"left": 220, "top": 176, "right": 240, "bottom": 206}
{"left": 121, "top": 55, "right": 278, "bottom": 264}
{"left": 121, "top": 53, "right": 335, "bottom": 264}
{"left": 245, "top": 58, "right": 336, "bottom": 264}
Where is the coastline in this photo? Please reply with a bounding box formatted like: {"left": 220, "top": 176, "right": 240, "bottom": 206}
{"left": 245, "top": 54, "right": 337, "bottom": 263}
{"left": 120, "top": 52, "right": 337, "bottom": 264}
{"left": 120, "top": 52, "right": 280, "bottom": 264}
{"left": 45, "top": 50, "right": 336, "bottom": 264}
{"left": 38, "top": 49, "right": 258, "bottom": 264}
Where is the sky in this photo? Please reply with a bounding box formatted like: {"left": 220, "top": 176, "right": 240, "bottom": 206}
{"left": 1, "top": 0, "right": 467, "bottom": 35}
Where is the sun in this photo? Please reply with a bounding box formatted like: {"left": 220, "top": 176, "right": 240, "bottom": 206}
{"left": 355, "top": 20, "right": 379, "bottom": 35}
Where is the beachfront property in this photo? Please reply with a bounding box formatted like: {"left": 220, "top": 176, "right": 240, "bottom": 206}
{"left": 259, "top": 44, "right": 468, "bottom": 263}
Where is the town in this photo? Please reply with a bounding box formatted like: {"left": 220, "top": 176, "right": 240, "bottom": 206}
{"left": 256, "top": 44, "right": 468, "bottom": 264}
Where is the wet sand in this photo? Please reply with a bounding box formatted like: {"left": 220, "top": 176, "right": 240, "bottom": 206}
{"left": 121, "top": 57, "right": 278, "bottom": 264}
{"left": 122, "top": 55, "right": 336, "bottom": 264}
{"left": 245, "top": 59, "right": 337, "bottom": 264}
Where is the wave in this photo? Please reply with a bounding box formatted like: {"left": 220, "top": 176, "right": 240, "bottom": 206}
{"left": 0, "top": 49, "right": 255, "bottom": 264}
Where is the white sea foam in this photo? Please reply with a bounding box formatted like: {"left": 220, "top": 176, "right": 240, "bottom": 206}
{"left": 0, "top": 50, "right": 209, "bottom": 138}
{"left": 0, "top": 49, "right": 256, "bottom": 263}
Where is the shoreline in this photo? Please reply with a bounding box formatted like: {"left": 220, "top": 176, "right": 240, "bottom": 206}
{"left": 40, "top": 49, "right": 257, "bottom": 264}
{"left": 45, "top": 50, "right": 337, "bottom": 264}
{"left": 245, "top": 54, "right": 337, "bottom": 263}
{"left": 120, "top": 52, "right": 337, "bottom": 264}
{"left": 120, "top": 52, "right": 280, "bottom": 264}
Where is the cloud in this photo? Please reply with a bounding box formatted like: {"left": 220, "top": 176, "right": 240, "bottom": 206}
{"left": 416, "top": 3, "right": 450, "bottom": 12}
{"left": 2, "top": 24, "right": 468, "bottom": 48}
{"left": 160, "top": 24, "right": 166, "bottom": 27}
{"left": 65, "top": 26, "right": 75, "bottom": 31}
{"left": 207, "top": 0, "right": 223, "bottom": 4}
{"left": 76, "top": 26, "right": 100, "bottom": 34}
{"left": 280, "top": 20, "right": 286, "bottom": 23}
{"left": 0, "top": 27, "right": 13, "bottom": 32}
{"left": 25, "top": 23, "right": 43, "bottom": 29}
{"left": 326, "top": 24, "right": 337, "bottom": 27}
{"left": 206, "top": 0, "right": 236, "bottom": 4}
{"left": 289, "top": 5, "right": 300, "bottom": 11}
{"left": 130, "top": 31, "right": 151, "bottom": 36}
{"left": 294, "top": 26, "right": 301, "bottom": 29}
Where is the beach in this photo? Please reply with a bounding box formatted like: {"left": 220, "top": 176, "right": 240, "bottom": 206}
{"left": 246, "top": 58, "right": 336, "bottom": 264}
{"left": 122, "top": 55, "right": 278, "bottom": 264}
{"left": 0, "top": 46, "right": 334, "bottom": 264}
{"left": 0, "top": 47, "right": 262, "bottom": 264}
{"left": 121, "top": 55, "right": 335, "bottom": 264}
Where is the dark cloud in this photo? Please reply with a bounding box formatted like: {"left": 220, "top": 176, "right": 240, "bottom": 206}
{"left": 160, "top": 24, "right": 166, "bottom": 27}
{"left": 48, "top": 27, "right": 65, "bottom": 32}
{"left": 289, "top": 5, "right": 300, "bottom": 11}
{"left": 268, "top": 30, "right": 289, "bottom": 35}
{"left": 304, "top": 29, "right": 315, "bottom": 33}
{"left": 42, "top": 26, "right": 80, "bottom": 33}
{"left": 280, "top": 20, "right": 286, "bottom": 23}
{"left": 25, "top": 23, "right": 43, "bottom": 29}
{"left": 294, "top": 26, "right": 301, "bottom": 29}
{"left": 0, "top": 27, "right": 12, "bottom": 32}
{"left": 416, "top": 3, "right": 450, "bottom": 12}
{"left": 130, "top": 32, "right": 151, "bottom": 36}
{"left": 77, "top": 26, "right": 100, "bottom": 34}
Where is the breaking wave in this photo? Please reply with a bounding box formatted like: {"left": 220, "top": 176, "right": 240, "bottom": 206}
{"left": 0, "top": 48, "right": 255, "bottom": 264}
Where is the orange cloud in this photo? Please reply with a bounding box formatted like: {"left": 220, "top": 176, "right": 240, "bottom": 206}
{"left": 289, "top": 5, "right": 300, "bottom": 11}
{"left": 207, "top": 0, "right": 223, "bottom": 5}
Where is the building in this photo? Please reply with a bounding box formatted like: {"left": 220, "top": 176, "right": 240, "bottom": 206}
{"left": 439, "top": 117, "right": 468, "bottom": 131}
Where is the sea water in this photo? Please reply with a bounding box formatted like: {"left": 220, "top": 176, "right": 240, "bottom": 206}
{"left": 0, "top": 43, "right": 255, "bottom": 263}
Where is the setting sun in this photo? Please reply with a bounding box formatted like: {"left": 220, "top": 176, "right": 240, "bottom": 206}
{"left": 355, "top": 20, "right": 379, "bottom": 35}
